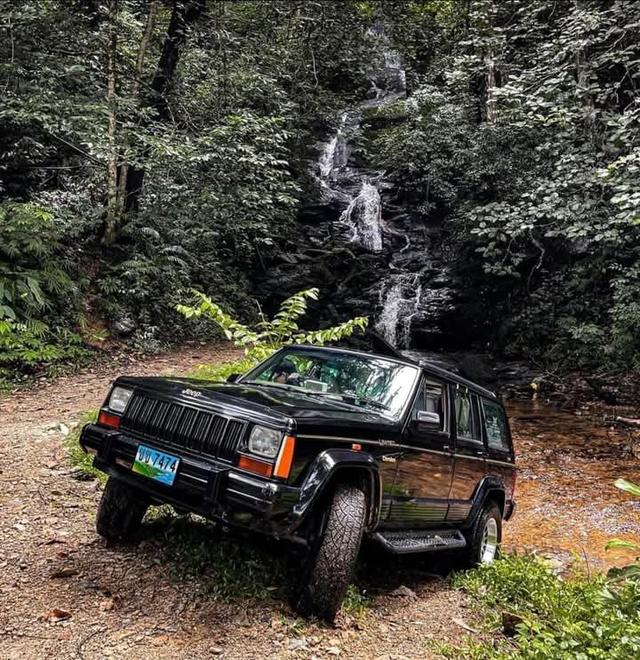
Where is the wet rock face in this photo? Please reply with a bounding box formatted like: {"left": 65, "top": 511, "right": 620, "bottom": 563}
{"left": 259, "top": 23, "right": 482, "bottom": 351}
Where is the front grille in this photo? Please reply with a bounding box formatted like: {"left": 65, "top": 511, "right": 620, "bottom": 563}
{"left": 121, "top": 393, "right": 246, "bottom": 462}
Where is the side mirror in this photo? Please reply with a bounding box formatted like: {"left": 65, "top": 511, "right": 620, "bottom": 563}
{"left": 226, "top": 373, "right": 241, "bottom": 383}
{"left": 416, "top": 410, "right": 441, "bottom": 430}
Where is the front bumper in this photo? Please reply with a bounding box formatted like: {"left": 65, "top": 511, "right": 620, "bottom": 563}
{"left": 80, "top": 424, "right": 301, "bottom": 535}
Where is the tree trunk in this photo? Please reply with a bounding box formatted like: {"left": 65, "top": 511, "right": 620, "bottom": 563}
{"left": 120, "top": 0, "right": 205, "bottom": 216}
{"left": 103, "top": 0, "right": 120, "bottom": 245}
{"left": 102, "top": 0, "right": 204, "bottom": 242}
{"left": 485, "top": 52, "right": 497, "bottom": 124}
{"left": 117, "top": 0, "right": 159, "bottom": 216}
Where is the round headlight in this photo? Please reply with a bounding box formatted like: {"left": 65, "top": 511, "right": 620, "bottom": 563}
{"left": 109, "top": 386, "right": 133, "bottom": 413}
{"left": 248, "top": 425, "right": 282, "bottom": 459}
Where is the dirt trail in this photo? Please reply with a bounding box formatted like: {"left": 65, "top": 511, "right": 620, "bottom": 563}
{"left": 0, "top": 346, "right": 639, "bottom": 659}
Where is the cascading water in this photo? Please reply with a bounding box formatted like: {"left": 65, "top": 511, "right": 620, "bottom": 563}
{"left": 375, "top": 274, "right": 423, "bottom": 347}
{"left": 339, "top": 182, "right": 384, "bottom": 252}
{"left": 318, "top": 112, "right": 349, "bottom": 179}
{"left": 312, "top": 22, "right": 430, "bottom": 347}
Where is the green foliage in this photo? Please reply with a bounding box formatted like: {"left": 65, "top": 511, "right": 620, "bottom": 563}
{"left": 0, "top": 319, "right": 88, "bottom": 387}
{"left": 341, "top": 583, "right": 371, "bottom": 618}
{"left": 65, "top": 410, "right": 104, "bottom": 482}
{"left": 178, "top": 287, "right": 369, "bottom": 363}
{"left": 374, "top": 0, "right": 640, "bottom": 369}
{"left": 606, "top": 479, "right": 640, "bottom": 556}
{"left": 0, "top": 202, "right": 76, "bottom": 321}
{"left": 453, "top": 554, "right": 640, "bottom": 659}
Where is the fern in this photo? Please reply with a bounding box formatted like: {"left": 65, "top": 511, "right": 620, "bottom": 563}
{"left": 177, "top": 288, "right": 368, "bottom": 365}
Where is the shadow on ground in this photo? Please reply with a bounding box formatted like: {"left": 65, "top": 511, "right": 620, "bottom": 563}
{"left": 118, "top": 510, "right": 461, "bottom": 618}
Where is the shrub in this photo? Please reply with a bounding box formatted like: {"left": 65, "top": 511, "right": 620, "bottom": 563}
{"left": 453, "top": 554, "right": 640, "bottom": 659}
{"left": 0, "top": 319, "right": 88, "bottom": 387}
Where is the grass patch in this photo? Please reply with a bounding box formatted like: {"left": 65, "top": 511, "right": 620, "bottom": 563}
{"left": 341, "top": 583, "right": 371, "bottom": 618}
{"left": 148, "top": 510, "right": 286, "bottom": 601}
{"left": 448, "top": 553, "right": 640, "bottom": 659}
{"left": 65, "top": 409, "right": 106, "bottom": 482}
{"left": 186, "top": 356, "right": 258, "bottom": 381}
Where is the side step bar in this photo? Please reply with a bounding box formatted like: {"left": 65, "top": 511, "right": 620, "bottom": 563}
{"left": 372, "top": 529, "right": 467, "bottom": 554}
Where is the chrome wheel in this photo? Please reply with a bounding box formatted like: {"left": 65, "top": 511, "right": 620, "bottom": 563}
{"left": 479, "top": 517, "right": 499, "bottom": 564}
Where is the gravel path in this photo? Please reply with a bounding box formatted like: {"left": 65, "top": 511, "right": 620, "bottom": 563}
{"left": 0, "top": 344, "right": 480, "bottom": 660}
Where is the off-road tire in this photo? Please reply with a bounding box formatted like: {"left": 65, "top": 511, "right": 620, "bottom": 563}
{"left": 295, "top": 484, "right": 367, "bottom": 622}
{"left": 96, "top": 477, "right": 149, "bottom": 542}
{"left": 461, "top": 501, "right": 502, "bottom": 568}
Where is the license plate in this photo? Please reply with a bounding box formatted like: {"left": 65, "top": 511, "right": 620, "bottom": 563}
{"left": 132, "top": 444, "right": 180, "bottom": 486}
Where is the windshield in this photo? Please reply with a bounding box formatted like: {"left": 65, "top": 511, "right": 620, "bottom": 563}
{"left": 242, "top": 348, "right": 419, "bottom": 420}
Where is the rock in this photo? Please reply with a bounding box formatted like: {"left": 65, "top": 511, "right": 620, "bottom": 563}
{"left": 389, "top": 585, "right": 416, "bottom": 598}
{"left": 326, "top": 647, "right": 341, "bottom": 656}
{"left": 209, "top": 647, "right": 224, "bottom": 656}
{"left": 288, "top": 638, "right": 308, "bottom": 651}
{"left": 49, "top": 567, "right": 79, "bottom": 579}
{"left": 111, "top": 315, "right": 137, "bottom": 337}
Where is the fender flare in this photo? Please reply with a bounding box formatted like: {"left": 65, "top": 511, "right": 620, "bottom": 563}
{"left": 290, "top": 449, "right": 382, "bottom": 530}
{"left": 464, "top": 476, "right": 507, "bottom": 527}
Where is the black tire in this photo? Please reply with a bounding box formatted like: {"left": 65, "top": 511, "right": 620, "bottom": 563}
{"left": 294, "top": 484, "right": 367, "bottom": 622}
{"left": 461, "top": 501, "right": 502, "bottom": 568}
{"left": 96, "top": 477, "right": 149, "bottom": 542}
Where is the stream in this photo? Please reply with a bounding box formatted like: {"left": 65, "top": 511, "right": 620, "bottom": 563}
{"left": 505, "top": 400, "right": 640, "bottom": 569}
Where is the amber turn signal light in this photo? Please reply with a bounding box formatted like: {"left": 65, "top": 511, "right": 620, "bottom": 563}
{"left": 98, "top": 410, "right": 121, "bottom": 429}
{"left": 237, "top": 455, "right": 273, "bottom": 478}
{"left": 274, "top": 435, "right": 296, "bottom": 480}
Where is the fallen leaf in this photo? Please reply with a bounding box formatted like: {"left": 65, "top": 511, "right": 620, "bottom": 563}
{"left": 41, "top": 608, "right": 72, "bottom": 624}
{"left": 452, "top": 618, "right": 479, "bottom": 634}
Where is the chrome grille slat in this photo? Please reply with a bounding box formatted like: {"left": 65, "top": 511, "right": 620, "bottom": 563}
{"left": 122, "top": 393, "right": 245, "bottom": 462}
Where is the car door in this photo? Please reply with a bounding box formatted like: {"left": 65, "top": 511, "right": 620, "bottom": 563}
{"left": 388, "top": 375, "right": 454, "bottom": 526}
{"left": 447, "top": 385, "right": 487, "bottom": 522}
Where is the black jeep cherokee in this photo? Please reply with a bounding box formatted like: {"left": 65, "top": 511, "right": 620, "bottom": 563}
{"left": 80, "top": 345, "right": 516, "bottom": 620}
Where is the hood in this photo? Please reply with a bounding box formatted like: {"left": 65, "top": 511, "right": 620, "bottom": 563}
{"left": 115, "top": 376, "right": 400, "bottom": 438}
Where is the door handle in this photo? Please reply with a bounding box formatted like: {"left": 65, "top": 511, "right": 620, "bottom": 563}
{"left": 475, "top": 450, "right": 488, "bottom": 457}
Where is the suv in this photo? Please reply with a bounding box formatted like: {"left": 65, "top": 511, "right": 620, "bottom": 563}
{"left": 80, "top": 345, "right": 516, "bottom": 621}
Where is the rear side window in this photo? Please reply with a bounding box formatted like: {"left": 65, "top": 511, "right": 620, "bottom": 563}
{"left": 482, "top": 399, "right": 509, "bottom": 451}
{"left": 454, "top": 388, "right": 481, "bottom": 440}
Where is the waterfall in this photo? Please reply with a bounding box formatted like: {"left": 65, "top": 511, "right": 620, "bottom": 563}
{"left": 376, "top": 273, "right": 423, "bottom": 347}
{"left": 339, "top": 182, "right": 384, "bottom": 252}
{"left": 311, "top": 22, "right": 434, "bottom": 347}
{"left": 319, "top": 135, "right": 338, "bottom": 178}
{"left": 318, "top": 112, "right": 349, "bottom": 179}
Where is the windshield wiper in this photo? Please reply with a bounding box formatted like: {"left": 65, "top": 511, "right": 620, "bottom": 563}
{"left": 305, "top": 390, "right": 389, "bottom": 413}
{"left": 242, "top": 380, "right": 302, "bottom": 393}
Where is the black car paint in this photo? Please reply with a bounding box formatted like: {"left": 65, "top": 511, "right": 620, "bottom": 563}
{"left": 80, "top": 345, "right": 516, "bottom": 545}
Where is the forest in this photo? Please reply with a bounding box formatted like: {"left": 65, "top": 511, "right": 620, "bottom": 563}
{"left": 1, "top": 2, "right": 640, "bottom": 658}
{"left": 1, "top": 0, "right": 639, "bottom": 385}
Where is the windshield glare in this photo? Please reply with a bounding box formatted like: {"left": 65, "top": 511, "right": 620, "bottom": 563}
{"left": 243, "top": 349, "right": 419, "bottom": 419}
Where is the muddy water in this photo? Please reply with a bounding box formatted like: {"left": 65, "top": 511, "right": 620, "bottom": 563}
{"left": 505, "top": 400, "right": 640, "bottom": 569}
